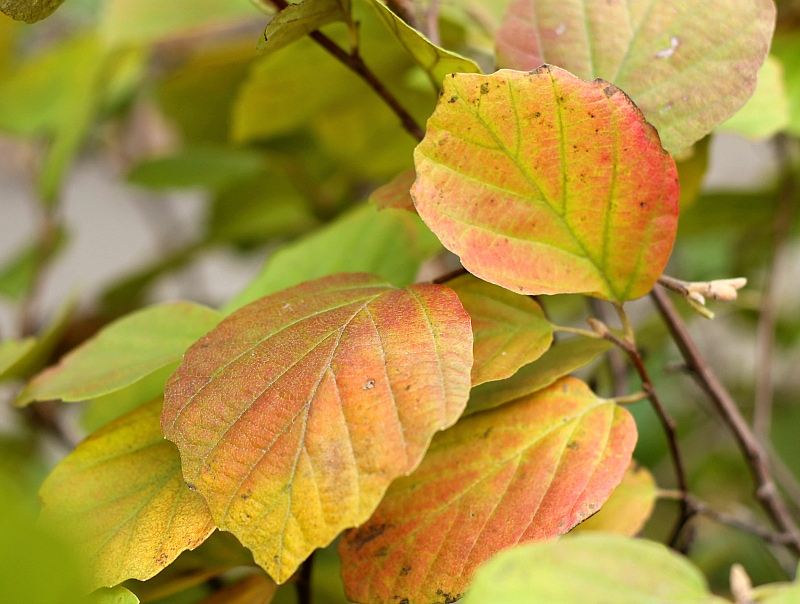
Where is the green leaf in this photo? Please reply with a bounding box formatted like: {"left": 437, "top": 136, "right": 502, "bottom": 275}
{"left": 447, "top": 274, "right": 553, "bottom": 386}
{"left": 128, "top": 147, "right": 265, "bottom": 192}
{"left": 413, "top": 67, "right": 679, "bottom": 301}
{"left": 462, "top": 534, "right": 728, "bottom": 604}
{"left": 0, "top": 337, "right": 36, "bottom": 379}
{"left": 718, "top": 56, "right": 790, "bottom": 140}
{"left": 365, "top": 0, "right": 481, "bottom": 88}
{"left": 158, "top": 41, "right": 256, "bottom": 145}
{"left": 258, "top": 0, "right": 351, "bottom": 56}
{"left": 0, "top": 0, "right": 65, "bottom": 23}
{"left": 0, "top": 470, "right": 88, "bottom": 602}
{"left": 495, "top": 0, "right": 775, "bottom": 154}
{"left": 224, "top": 204, "right": 441, "bottom": 313}
{"left": 17, "top": 302, "right": 221, "bottom": 406}
{"left": 0, "top": 34, "right": 107, "bottom": 202}
{"left": 769, "top": 34, "right": 800, "bottom": 138}
{"left": 676, "top": 136, "right": 710, "bottom": 209}
{"left": 753, "top": 582, "right": 800, "bottom": 603}
{"left": 163, "top": 273, "right": 473, "bottom": 583}
{"left": 79, "top": 364, "right": 178, "bottom": 433}
{"left": 39, "top": 400, "right": 216, "bottom": 591}
{"left": 99, "top": 0, "right": 257, "bottom": 47}
{"left": 0, "top": 227, "right": 66, "bottom": 301}
{"left": 87, "top": 586, "right": 140, "bottom": 604}
{"left": 340, "top": 377, "right": 637, "bottom": 604}
{"left": 466, "top": 336, "right": 612, "bottom": 416}
{"left": 2, "top": 296, "right": 76, "bottom": 383}
{"left": 208, "top": 170, "right": 318, "bottom": 245}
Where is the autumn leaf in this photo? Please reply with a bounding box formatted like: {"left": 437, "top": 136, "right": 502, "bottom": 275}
{"left": 0, "top": 0, "right": 65, "bottom": 23}
{"left": 369, "top": 169, "right": 416, "bottom": 213}
{"left": 495, "top": 0, "right": 775, "bottom": 154}
{"left": 39, "top": 399, "right": 216, "bottom": 590}
{"left": 412, "top": 67, "right": 679, "bottom": 301}
{"left": 163, "top": 273, "right": 473, "bottom": 583}
{"left": 571, "top": 462, "right": 657, "bottom": 536}
{"left": 17, "top": 301, "right": 221, "bottom": 406}
{"left": 466, "top": 336, "right": 612, "bottom": 416}
{"left": 463, "top": 533, "right": 729, "bottom": 603}
{"left": 447, "top": 273, "right": 553, "bottom": 386}
{"left": 340, "top": 377, "right": 636, "bottom": 604}
{"left": 258, "top": 0, "right": 351, "bottom": 56}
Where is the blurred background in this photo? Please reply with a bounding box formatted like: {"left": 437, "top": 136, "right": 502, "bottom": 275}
{"left": 2, "top": 0, "right": 800, "bottom": 601}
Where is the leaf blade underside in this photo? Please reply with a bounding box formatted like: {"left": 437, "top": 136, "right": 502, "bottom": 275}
{"left": 495, "top": 0, "right": 775, "bottom": 154}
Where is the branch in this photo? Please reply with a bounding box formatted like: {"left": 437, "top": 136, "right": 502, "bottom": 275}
{"left": 650, "top": 284, "right": 800, "bottom": 557}
{"left": 586, "top": 316, "right": 692, "bottom": 542}
{"left": 266, "top": 0, "right": 425, "bottom": 141}
{"left": 660, "top": 490, "right": 797, "bottom": 547}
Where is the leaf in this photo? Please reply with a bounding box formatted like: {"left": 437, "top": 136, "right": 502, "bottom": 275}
{"left": 128, "top": 147, "right": 265, "bottom": 192}
{"left": 339, "top": 377, "right": 636, "bottom": 604}
{"left": 447, "top": 274, "right": 553, "bottom": 386}
{"left": 676, "top": 136, "right": 710, "bottom": 209}
{"left": 571, "top": 462, "right": 657, "bottom": 536}
{"left": 87, "top": 586, "right": 140, "bottom": 604}
{"left": 99, "top": 0, "right": 257, "bottom": 47}
{"left": 3, "top": 296, "right": 76, "bottom": 383}
{"left": 772, "top": 35, "right": 800, "bottom": 138}
{"left": 0, "top": 470, "right": 89, "bottom": 603}
{"left": 39, "top": 400, "right": 216, "bottom": 590}
{"left": 462, "top": 534, "right": 728, "bottom": 604}
{"left": 0, "top": 34, "right": 107, "bottom": 203}
{"left": 412, "top": 67, "right": 679, "bottom": 301}
{"left": 466, "top": 336, "right": 612, "bottom": 416}
{"left": 158, "top": 41, "right": 255, "bottom": 145}
{"left": 0, "top": 337, "right": 36, "bottom": 379}
{"left": 753, "top": 582, "right": 800, "bottom": 603}
{"left": 369, "top": 169, "right": 416, "bottom": 213}
{"left": 129, "top": 531, "right": 256, "bottom": 602}
{"left": 0, "top": 0, "right": 65, "bottom": 23}
{"left": 718, "top": 56, "right": 790, "bottom": 140}
{"left": 365, "top": 0, "right": 481, "bottom": 88}
{"left": 258, "top": 0, "right": 350, "bottom": 56}
{"left": 495, "top": 0, "right": 775, "bottom": 154}
{"left": 80, "top": 364, "right": 178, "bottom": 433}
{"left": 163, "top": 273, "right": 473, "bottom": 583}
{"left": 224, "top": 204, "right": 441, "bottom": 313}
{"left": 18, "top": 302, "right": 221, "bottom": 406}
{"left": 197, "top": 573, "right": 277, "bottom": 604}
{"left": 208, "top": 170, "right": 318, "bottom": 246}
{"left": 0, "top": 227, "right": 66, "bottom": 301}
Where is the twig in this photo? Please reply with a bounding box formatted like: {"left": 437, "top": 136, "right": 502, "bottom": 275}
{"left": 590, "top": 299, "right": 629, "bottom": 397}
{"left": 385, "top": 0, "right": 419, "bottom": 30}
{"left": 587, "top": 316, "right": 692, "bottom": 542}
{"left": 431, "top": 266, "right": 467, "bottom": 284}
{"left": 266, "top": 0, "right": 425, "bottom": 141}
{"left": 296, "top": 552, "right": 314, "bottom": 604}
{"left": 607, "top": 390, "right": 648, "bottom": 405}
{"left": 659, "top": 490, "right": 797, "bottom": 546}
{"left": 425, "top": 0, "right": 441, "bottom": 46}
{"left": 650, "top": 284, "right": 800, "bottom": 557}
{"left": 754, "top": 140, "right": 795, "bottom": 440}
